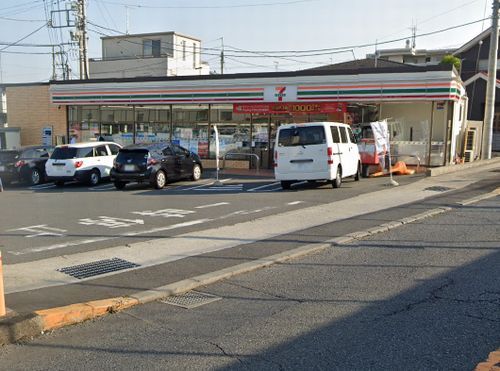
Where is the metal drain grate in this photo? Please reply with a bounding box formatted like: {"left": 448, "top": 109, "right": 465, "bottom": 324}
{"left": 424, "top": 186, "right": 453, "bottom": 192}
{"left": 160, "top": 291, "right": 221, "bottom": 309}
{"left": 57, "top": 258, "right": 140, "bottom": 279}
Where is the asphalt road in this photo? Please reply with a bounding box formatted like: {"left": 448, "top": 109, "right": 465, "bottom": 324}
{"left": 0, "top": 172, "right": 421, "bottom": 264}
{"left": 0, "top": 181, "right": 497, "bottom": 370}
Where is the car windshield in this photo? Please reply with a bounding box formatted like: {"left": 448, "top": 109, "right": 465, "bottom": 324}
{"left": 278, "top": 126, "right": 326, "bottom": 147}
{"left": 0, "top": 150, "right": 20, "bottom": 163}
{"left": 51, "top": 147, "right": 93, "bottom": 159}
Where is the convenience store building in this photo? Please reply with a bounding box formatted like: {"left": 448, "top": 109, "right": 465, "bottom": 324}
{"left": 49, "top": 64, "right": 467, "bottom": 168}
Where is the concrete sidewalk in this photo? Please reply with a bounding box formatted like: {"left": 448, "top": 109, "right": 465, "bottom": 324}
{"left": 0, "top": 159, "right": 499, "bottom": 345}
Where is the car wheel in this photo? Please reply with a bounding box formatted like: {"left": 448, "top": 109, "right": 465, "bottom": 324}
{"left": 354, "top": 162, "right": 361, "bottom": 181}
{"left": 54, "top": 180, "right": 65, "bottom": 187}
{"left": 152, "top": 170, "right": 166, "bottom": 189}
{"left": 114, "top": 181, "right": 127, "bottom": 190}
{"left": 30, "top": 168, "right": 41, "bottom": 185}
{"left": 191, "top": 164, "right": 202, "bottom": 181}
{"left": 362, "top": 164, "right": 370, "bottom": 178}
{"left": 88, "top": 169, "right": 101, "bottom": 186}
{"left": 281, "top": 181, "right": 292, "bottom": 190}
{"left": 332, "top": 166, "right": 342, "bottom": 189}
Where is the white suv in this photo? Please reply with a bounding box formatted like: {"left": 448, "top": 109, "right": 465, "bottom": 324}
{"left": 45, "top": 142, "right": 122, "bottom": 186}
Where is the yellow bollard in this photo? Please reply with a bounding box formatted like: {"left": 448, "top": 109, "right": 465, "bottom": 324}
{"left": 0, "top": 251, "right": 5, "bottom": 316}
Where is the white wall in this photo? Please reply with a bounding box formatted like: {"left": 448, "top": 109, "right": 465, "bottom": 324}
{"left": 89, "top": 57, "right": 169, "bottom": 78}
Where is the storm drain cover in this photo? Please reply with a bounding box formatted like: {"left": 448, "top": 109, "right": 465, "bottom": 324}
{"left": 160, "top": 291, "right": 221, "bottom": 309}
{"left": 424, "top": 186, "right": 453, "bottom": 192}
{"left": 57, "top": 258, "right": 140, "bottom": 279}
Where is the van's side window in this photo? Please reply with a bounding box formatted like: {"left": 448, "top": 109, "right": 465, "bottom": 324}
{"left": 347, "top": 128, "right": 357, "bottom": 143}
{"left": 339, "top": 127, "right": 348, "bottom": 143}
{"left": 330, "top": 127, "right": 341, "bottom": 144}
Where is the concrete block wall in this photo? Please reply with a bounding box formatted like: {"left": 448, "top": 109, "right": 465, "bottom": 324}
{"left": 6, "top": 85, "right": 67, "bottom": 146}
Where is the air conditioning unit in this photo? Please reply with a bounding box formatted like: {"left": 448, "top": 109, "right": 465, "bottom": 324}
{"left": 463, "top": 128, "right": 477, "bottom": 162}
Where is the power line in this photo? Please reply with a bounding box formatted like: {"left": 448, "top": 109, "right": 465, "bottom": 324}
{"left": 0, "top": 22, "right": 48, "bottom": 52}
{"left": 94, "top": 0, "right": 318, "bottom": 9}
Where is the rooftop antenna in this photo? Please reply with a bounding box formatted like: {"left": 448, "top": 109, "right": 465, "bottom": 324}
{"left": 125, "top": 5, "right": 130, "bottom": 34}
{"left": 411, "top": 20, "right": 417, "bottom": 49}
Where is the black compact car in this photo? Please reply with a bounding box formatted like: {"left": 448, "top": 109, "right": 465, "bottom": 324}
{"left": 110, "top": 143, "right": 203, "bottom": 189}
{"left": 0, "top": 145, "right": 54, "bottom": 186}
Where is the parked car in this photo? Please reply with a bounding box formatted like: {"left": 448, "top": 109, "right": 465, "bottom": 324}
{"left": 274, "top": 122, "right": 361, "bottom": 189}
{"left": 0, "top": 145, "right": 54, "bottom": 186}
{"left": 110, "top": 142, "right": 203, "bottom": 189}
{"left": 45, "top": 142, "right": 122, "bottom": 186}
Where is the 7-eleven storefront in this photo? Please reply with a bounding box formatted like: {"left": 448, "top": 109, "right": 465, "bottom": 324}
{"left": 49, "top": 66, "right": 467, "bottom": 168}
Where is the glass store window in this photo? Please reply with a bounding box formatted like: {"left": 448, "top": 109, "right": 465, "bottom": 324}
{"left": 135, "top": 106, "right": 171, "bottom": 143}
{"left": 209, "top": 104, "right": 251, "bottom": 159}
{"left": 100, "top": 106, "right": 135, "bottom": 145}
{"left": 172, "top": 104, "right": 209, "bottom": 158}
{"left": 68, "top": 106, "right": 100, "bottom": 143}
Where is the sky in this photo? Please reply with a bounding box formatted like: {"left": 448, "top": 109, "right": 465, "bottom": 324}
{"left": 0, "top": 0, "right": 491, "bottom": 83}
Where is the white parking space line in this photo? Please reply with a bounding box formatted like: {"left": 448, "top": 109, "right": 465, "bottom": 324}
{"left": 287, "top": 201, "right": 304, "bottom": 205}
{"left": 195, "top": 184, "right": 243, "bottom": 191}
{"left": 181, "top": 178, "right": 232, "bottom": 191}
{"left": 89, "top": 184, "right": 115, "bottom": 191}
{"left": 195, "top": 202, "right": 230, "bottom": 209}
{"left": 9, "top": 219, "right": 210, "bottom": 256}
{"left": 247, "top": 182, "right": 280, "bottom": 192}
{"left": 29, "top": 184, "right": 56, "bottom": 190}
{"left": 262, "top": 187, "right": 283, "bottom": 192}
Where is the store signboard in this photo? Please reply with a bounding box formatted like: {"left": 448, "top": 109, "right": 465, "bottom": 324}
{"left": 233, "top": 102, "right": 347, "bottom": 115}
{"left": 42, "top": 126, "right": 53, "bottom": 146}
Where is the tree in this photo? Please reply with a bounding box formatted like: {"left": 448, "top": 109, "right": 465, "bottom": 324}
{"left": 440, "top": 55, "right": 461, "bottom": 71}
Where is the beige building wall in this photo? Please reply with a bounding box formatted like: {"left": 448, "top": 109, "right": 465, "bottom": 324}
{"left": 6, "top": 84, "right": 66, "bottom": 146}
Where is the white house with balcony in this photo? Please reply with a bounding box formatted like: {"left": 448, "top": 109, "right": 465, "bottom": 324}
{"left": 89, "top": 32, "right": 211, "bottom": 79}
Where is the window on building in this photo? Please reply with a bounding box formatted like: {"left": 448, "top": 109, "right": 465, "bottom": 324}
{"left": 182, "top": 40, "right": 186, "bottom": 61}
{"left": 143, "top": 39, "right": 161, "bottom": 57}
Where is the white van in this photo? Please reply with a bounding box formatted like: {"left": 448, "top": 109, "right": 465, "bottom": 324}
{"left": 274, "top": 122, "right": 361, "bottom": 189}
{"left": 45, "top": 141, "right": 122, "bottom": 186}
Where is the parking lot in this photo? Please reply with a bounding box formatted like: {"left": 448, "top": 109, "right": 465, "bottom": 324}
{"left": 1, "top": 173, "right": 423, "bottom": 265}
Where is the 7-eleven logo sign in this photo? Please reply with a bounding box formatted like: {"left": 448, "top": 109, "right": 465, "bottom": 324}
{"left": 275, "top": 86, "right": 287, "bottom": 101}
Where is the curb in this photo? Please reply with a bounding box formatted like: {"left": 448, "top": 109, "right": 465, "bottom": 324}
{"left": 0, "top": 191, "right": 496, "bottom": 345}
{"left": 426, "top": 157, "right": 500, "bottom": 177}
{"left": 475, "top": 350, "right": 500, "bottom": 371}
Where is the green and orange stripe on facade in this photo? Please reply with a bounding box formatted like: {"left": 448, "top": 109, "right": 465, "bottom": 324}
{"left": 50, "top": 82, "right": 462, "bottom": 105}
{"left": 297, "top": 82, "right": 461, "bottom": 102}
{"left": 51, "top": 87, "right": 265, "bottom": 105}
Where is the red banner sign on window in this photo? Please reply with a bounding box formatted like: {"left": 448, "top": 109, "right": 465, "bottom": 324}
{"left": 233, "top": 102, "right": 347, "bottom": 115}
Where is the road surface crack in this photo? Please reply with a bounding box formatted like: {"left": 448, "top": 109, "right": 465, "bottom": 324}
{"left": 381, "top": 278, "right": 455, "bottom": 318}
{"left": 208, "top": 341, "right": 245, "bottom": 366}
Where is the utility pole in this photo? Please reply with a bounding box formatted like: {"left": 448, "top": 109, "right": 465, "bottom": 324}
{"left": 75, "top": 0, "right": 89, "bottom": 79}
{"left": 52, "top": 46, "right": 56, "bottom": 80}
{"left": 483, "top": 0, "right": 500, "bottom": 159}
{"left": 220, "top": 37, "right": 224, "bottom": 75}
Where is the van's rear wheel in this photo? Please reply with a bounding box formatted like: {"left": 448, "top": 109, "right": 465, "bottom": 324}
{"left": 281, "top": 181, "right": 292, "bottom": 190}
{"left": 332, "top": 167, "right": 342, "bottom": 189}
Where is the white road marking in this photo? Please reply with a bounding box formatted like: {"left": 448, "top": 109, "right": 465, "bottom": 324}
{"left": 247, "top": 182, "right": 280, "bottom": 192}
{"left": 181, "top": 178, "right": 232, "bottom": 191}
{"left": 9, "top": 219, "right": 210, "bottom": 256}
{"left": 132, "top": 209, "right": 195, "bottom": 218}
{"left": 195, "top": 202, "right": 230, "bottom": 209}
{"left": 195, "top": 184, "right": 243, "bottom": 191}
{"left": 216, "top": 207, "right": 277, "bottom": 220}
{"left": 89, "top": 184, "right": 115, "bottom": 191}
{"left": 287, "top": 201, "right": 304, "bottom": 205}
{"left": 7, "top": 225, "right": 67, "bottom": 238}
{"left": 29, "top": 184, "right": 56, "bottom": 190}
{"left": 262, "top": 187, "right": 284, "bottom": 192}
{"left": 78, "top": 216, "right": 145, "bottom": 229}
